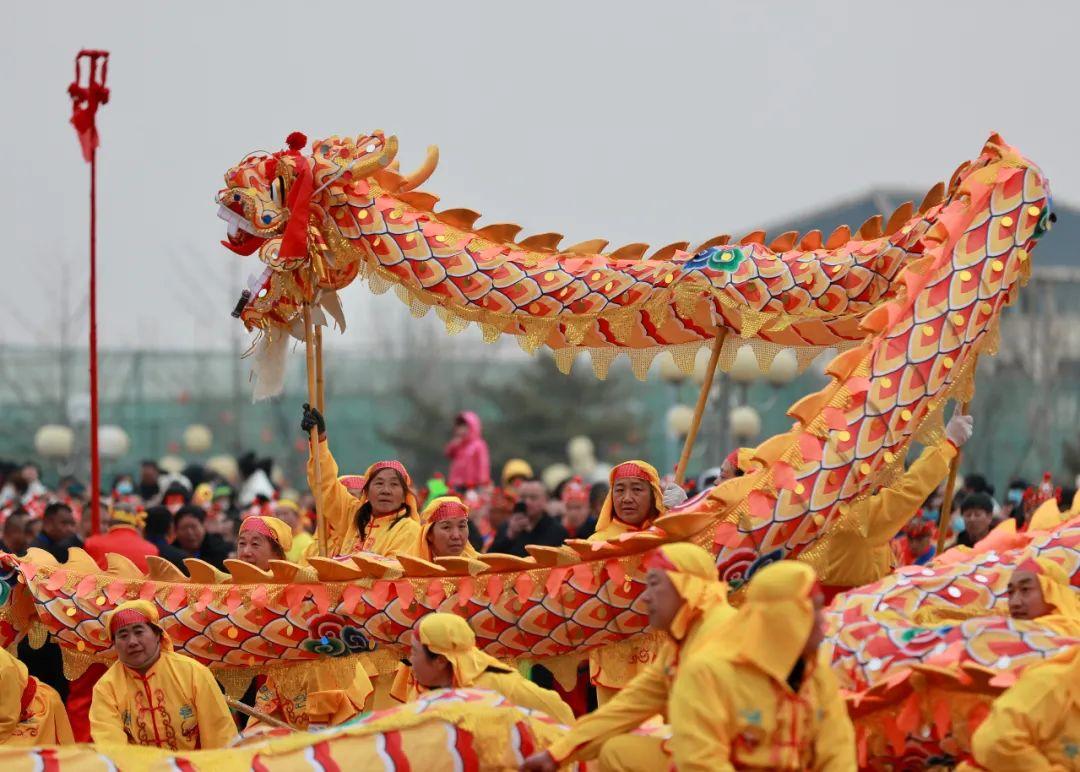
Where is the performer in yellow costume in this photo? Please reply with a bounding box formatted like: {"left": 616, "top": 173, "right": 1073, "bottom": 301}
{"left": 960, "top": 645, "right": 1080, "bottom": 771}
{"left": 0, "top": 645, "right": 73, "bottom": 746}
{"left": 301, "top": 404, "right": 420, "bottom": 557}
{"left": 90, "top": 600, "right": 235, "bottom": 749}
{"left": 235, "top": 516, "right": 373, "bottom": 730}
{"left": 416, "top": 497, "right": 479, "bottom": 560}
{"left": 586, "top": 461, "right": 670, "bottom": 704}
{"left": 391, "top": 613, "right": 573, "bottom": 725}
{"left": 523, "top": 542, "right": 735, "bottom": 771}
{"left": 815, "top": 413, "right": 972, "bottom": 594}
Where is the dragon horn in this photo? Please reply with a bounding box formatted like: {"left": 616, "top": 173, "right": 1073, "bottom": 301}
{"left": 351, "top": 135, "right": 400, "bottom": 178}
{"left": 398, "top": 145, "right": 440, "bottom": 192}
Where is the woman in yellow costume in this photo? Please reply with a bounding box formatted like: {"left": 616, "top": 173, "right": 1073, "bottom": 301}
{"left": 0, "top": 645, "right": 73, "bottom": 745}
{"left": 960, "top": 644, "right": 1080, "bottom": 771}
{"left": 813, "top": 412, "right": 973, "bottom": 597}
{"left": 392, "top": 612, "right": 573, "bottom": 725}
{"left": 90, "top": 600, "right": 235, "bottom": 749}
{"left": 523, "top": 542, "right": 735, "bottom": 772}
{"left": 301, "top": 403, "right": 420, "bottom": 557}
{"left": 416, "top": 496, "right": 479, "bottom": 560}
{"left": 586, "top": 461, "right": 684, "bottom": 704}
{"left": 236, "top": 516, "right": 373, "bottom": 730}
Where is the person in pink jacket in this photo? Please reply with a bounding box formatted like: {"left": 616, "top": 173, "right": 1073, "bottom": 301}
{"left": 444, "top": 412, "right": 491, "bottom": 492}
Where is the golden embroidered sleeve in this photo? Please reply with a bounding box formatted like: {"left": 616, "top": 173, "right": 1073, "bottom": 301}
{"left": 308, "top": 440, "right": 360, "bottom": 554}
{"left": 862, "top": 442, "right": 955, "bottom": 546}
{"left": 89, "top": 673, "right": 128, "bottom": 745}
{"left": 190, "top": 664, "right": 235, "bottom": 749}
{"left": 667, "top": 657, "right": 735, "bottom": 772}
{"left": 546, "top": 658, "right": 670, "bottom": 764}
{"left": 809, "top": 663, "right": 857, "bottom": 771}
{"left": 0, "top": 648, "right": 27, "bottom": 741}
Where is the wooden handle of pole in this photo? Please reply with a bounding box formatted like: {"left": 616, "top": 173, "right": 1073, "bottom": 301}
{"left": 675, "top": 330, "right": 728, "bottom": 486}
{"left": 936, "top": 401, "right": 970, "bottom": 556}
{"left": 303, "top": 306, "right": 327, "bottom": 557}
{"left": 226, "top": 696, "right": 294, "bottom": 731}
{"left": 315, "top": 325, "right": 326, "bottom": 414}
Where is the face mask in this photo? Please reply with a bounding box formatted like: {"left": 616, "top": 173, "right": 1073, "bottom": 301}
{"left": 922, "top": 508, "right": 939, "bottom": 524}
{"left": 951, "top": 514, "right": 965, "bottom": 533}
{"left": 1007, "top": 488, "right": 1024, "bottom": 505}
{"left": 116, "top": 481, "right": 134, "bottom": 496}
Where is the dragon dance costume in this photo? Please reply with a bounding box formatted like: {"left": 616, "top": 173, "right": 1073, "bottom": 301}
{"left": 0, "top": 646, "right": 72, "bottom": 746}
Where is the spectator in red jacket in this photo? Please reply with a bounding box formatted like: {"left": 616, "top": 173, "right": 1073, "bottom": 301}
{"left": 444, "top": 411, "right": 491, "bottom": 492}
{"left": 84, "top": 503, "right": 159, "bottom": 571}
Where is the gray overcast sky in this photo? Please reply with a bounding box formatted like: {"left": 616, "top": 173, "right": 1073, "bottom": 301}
{"left": 6, "top": 0, "right": 1078, "bottom": 353}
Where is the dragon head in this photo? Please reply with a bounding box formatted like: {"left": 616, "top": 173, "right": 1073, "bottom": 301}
{"left": 219, "top": 131, "right": 399, "bottom": 329}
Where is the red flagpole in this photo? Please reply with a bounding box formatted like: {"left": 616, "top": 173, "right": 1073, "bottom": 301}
{"left": 68, "top": 50, "right": 110, "bottom": 534}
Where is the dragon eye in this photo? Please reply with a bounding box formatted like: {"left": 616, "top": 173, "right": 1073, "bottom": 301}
{"left": 365, "top": 143, "right": 377, "bottom": 153}
{"left": 261, "top": 214, "right": 273, "bottom": 225}
{"left": 232, "top": 193, "right": 240, "bottom": 202}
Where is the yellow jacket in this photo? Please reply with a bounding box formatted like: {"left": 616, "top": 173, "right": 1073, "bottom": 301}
{"left": 252, "top": 662, "right": 373, "bottom": 731}
{"left": 90, "top": 650, "right": 235, "bottom": 750}
{"left": 966, "top": 647, "right": 1080, "bottom": 771}
{"left": 547, "top": 589, "right": 733, "bottom": 763}
{"left": 307, "top": 440, "right": 420, "bottom": 557}
{"left": 816, "top": 442, "right": 955, "bottom": 587}
{"left": 667, "top": 652, "right": 854, "bottom": 771}
{"left": 0, "top": 645, "right": 73, "bottom": 746}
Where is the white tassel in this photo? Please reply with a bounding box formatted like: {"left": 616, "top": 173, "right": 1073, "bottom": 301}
{"left": 250, "top": 332, "right": 290, "bottom": 401}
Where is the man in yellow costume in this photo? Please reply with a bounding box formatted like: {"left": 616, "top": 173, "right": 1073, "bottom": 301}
{"left": 961, "top": 644, "right": 1080, "bottom": 771}
{"left": 1006, "top": 555, "right": 1080, "bottom": 635}
{"left": 0, "top": 645, "right": 73, "bottom": 745}
{"left": 392, "top": 612, "right": 574, "bottom": 725}
{"left": 586, "top": 460, "right": 685, "bottom": 703}
{"left": 301, "top": 403, "right": 420, "bottom": 557}
{"left": 521, "top": 542, "right": 735, "bottom": 771}
{"left": 814, "top": 412, "right": 973, "bottom": 597}
{"left": 90, "top": 600, "right": 235, "bottom": 749}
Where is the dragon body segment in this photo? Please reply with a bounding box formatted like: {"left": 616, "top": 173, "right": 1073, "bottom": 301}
{"left": 218, "top": 132, "right": 960, "bottom": 387}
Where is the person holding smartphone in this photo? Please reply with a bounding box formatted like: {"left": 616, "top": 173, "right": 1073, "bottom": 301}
{"left": 488, "top": 480, "right": 567, "bottom": 556}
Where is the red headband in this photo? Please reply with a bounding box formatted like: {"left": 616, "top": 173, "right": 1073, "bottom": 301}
{"left": 645, "top": 548, "right": 678, "bottom": 572}
{"left": 429, "top": 500, "right": 468, "bottom": 523}
{"left": 240, "top": 516, "right": 279, "bottom": 545}
{"left": 1016, "top": 558, "right": 1043, "bottom": 575}
{"left": 561, "top": 477, "right": 590, "bottom": 503}
{"left": 339, "top": 474, "right": 365, "bottom": 489}
{"left": 613, "top": 463, "right": 651, "bottom": 482}
{"left": 110, "top": 608, "right": 152, "bottom": 636}
{"left": 368, "top": 460, "right": 408, "bottom": 482}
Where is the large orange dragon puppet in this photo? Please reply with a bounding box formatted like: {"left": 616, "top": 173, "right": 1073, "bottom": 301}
{"left": 1, "top": 133, "right": 1067, "bottom": 769}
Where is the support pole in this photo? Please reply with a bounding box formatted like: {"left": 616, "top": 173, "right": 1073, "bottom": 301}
{"left": 315, "top": 325, "right": 325, "bottom": 413}
{"left": 936, "top": 401, "right": 969, "bottom": 556}
{"left": 226, "top": 696, "right": 294, "bottom": 731}
{"left": 303, "top": 306, "right": 326, "bottom": 556}
{"left": 87, "top": 146, "right": 101, "bottom": 534}
{"left": 675, "top": 330, "right": 728, "bottom": 485}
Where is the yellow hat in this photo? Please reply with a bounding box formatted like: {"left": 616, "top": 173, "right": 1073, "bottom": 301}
{"left": 239, "top": 515, "right": 293, "bottom": 554}
{"left": 192, "top": 483, "right": 214, "bottom": 507}
{"left": 104, "top": 600, "right": 172, "bottom": 650}
{"left": 646, "top": 542, "right": 730, "bottom": 640}
{"left": 1021, "top": 555, "right": 1080, "bottom": 620}
{"left": 724, "top": 561, "right": 819, "bottom": 683}
{"left": 109, "top": 505, "right": 145, "bottom": 529}
{"left": 416, "top": 613, "right": 512, "bottom": 687}
{"left": 501, "top": 458, "right": 534, "bottom": 487}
